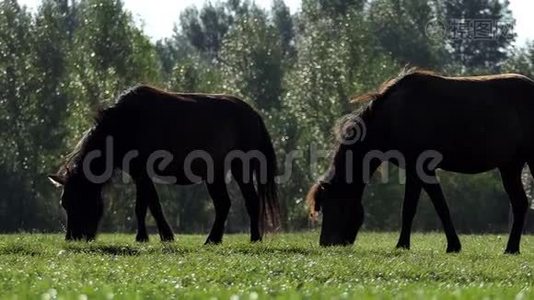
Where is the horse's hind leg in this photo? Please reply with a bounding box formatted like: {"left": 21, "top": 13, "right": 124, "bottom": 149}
{"left": 421, "top": 171, "right": 461, "bottom": 253}
{"left": 500, "top": 163, "right": 528, "bottom": 254}
{"left": 134, "top": 183, "right": 149, "bottom": 242}
{"left": 205, "top": 173, "right": 231, "bottom": 245}
{"left": 135, "top": 175, "right": 174, "bottom": 242}
{"left": 239, "top": 181, "right": 262, "bottom": 242}
{"left": 396, "top": 172, "right": 422, "bottom": 249}
{"left": 233, "top": 166, "right": 262, "bottom": 242}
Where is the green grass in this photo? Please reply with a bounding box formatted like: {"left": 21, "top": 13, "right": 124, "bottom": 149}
{"left": 0, "top": 232, "right": 533, "bottom": 299}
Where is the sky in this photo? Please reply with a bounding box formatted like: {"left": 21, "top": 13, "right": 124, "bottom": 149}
{"left": 17, "top": 0, "right": 534, "bottom": 46}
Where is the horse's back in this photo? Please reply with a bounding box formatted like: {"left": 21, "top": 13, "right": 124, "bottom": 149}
{"left": 114, "top": 86, "right": 265, "bottom": 179}
{"left": 373, "top": 73, "right": 534, "bottom": 172}
{"left": 124, "top": 86, "right": 261, "bottom": 145}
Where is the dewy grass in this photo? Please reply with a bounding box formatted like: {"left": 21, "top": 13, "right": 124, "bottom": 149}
{"left": 0, "top": 232, "right": 532, "bottom": 299}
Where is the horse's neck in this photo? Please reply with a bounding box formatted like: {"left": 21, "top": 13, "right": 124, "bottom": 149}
{"left": 329, "top": 142, "right": 368, "bottom": 185}
{"left": 320, "top": 147, "right": 369, "bottom": 202}
{"left": 77, "top": 130, "right": 116, "bottom": 181}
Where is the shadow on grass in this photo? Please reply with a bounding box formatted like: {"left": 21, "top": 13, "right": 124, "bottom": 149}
{"left": 208, "top": 245, "right": 324, "bottom": 256}
{"left": 0, "top": 244, "right": 42, "bottom": 256}
{"left": 62, "top": 243, "right": 199, "bottom": 256}
{"left": 63, "top": 244, "right": 142, "bottom": 256}
{"left": 258, "top": 247, "right": 319, "bottom": 255}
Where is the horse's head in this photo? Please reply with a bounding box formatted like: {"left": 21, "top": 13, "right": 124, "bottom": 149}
{"left": 48, "top": 171, "right": 104, "bottom": 241}
{"left": 307, "top": 180, "right": 365, "bottom": 247}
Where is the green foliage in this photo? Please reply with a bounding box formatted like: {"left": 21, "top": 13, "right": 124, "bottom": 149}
{"left": 178, "top": 2, "right": 233, "bottom": 59}
{"left": 504, "top": 42, "right": 534, "bottom": 77}
{"left": 285, "top": 6, "right": 398, "bottom": 171}
{"left": 0, "top": 0, "right": 528, "bottom": 234}
{"left": 301, "top": 0, "right": 365, "bottom": 19}
{"left": 220, "top": 5, "right": 283, "bottom": 110}
{"left": 443, "top": 0, "right": 516, "bottom": 72}
{"left": 169, "top": 54, "right": 224, "bottom": 93}
{"left": 272, "top": 0, "right": 296, "bottom": 59}
{"left": 66, "top": 0, "right": 160, "bottom": 138}
{"left": 1, "top": 233, "right": 534, "bottom": 298}
{"left": 368, "top": 0, "right": 447, "bottom": 67}
{"left": 0, "top": 0, "right": 71, "bottom": 230}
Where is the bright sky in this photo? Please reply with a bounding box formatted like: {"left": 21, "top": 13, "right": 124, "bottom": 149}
{"left": 17, "top": 0, "right": 534, "bottom": 46}
{"left": 508, "top": 0, "right": 534, "bottom": 46}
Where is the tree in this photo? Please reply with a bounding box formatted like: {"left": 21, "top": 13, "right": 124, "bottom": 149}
{"left": 0, "top": 0, "right": 75, "bottom": 230}
{"left": 28, "top": 0, "right": 79, "bottom": 228}
{"left": 368, "top": 0, "right": 447, "bottom": 68}
{"left": 302, "top": 0, "right": 365, "bottom": 18}
{"left": 177, "top": 2, "right": 233, "bottom": 61}
{"left": 443, "top": 0, "right": 516, "bottom": 72}
{"left": 0, "top": 0, "right": 38, "bottom": 230}
{"left": 155, "top": 38, "right": 179, "bottom": 78}
{"left": 219, "top": 5, "right": 284, "bottom": 111}
{"left": 272, "top": 0, "right": 296, "bottom": 60}
{"left": 0, "top": 0, "right": 526, "bottom": 234}
{"left": 504, "top": 42, "right": 534, "bottom": 77}
{"left": 67, "top": 0, "right": 160, "bottom": 129}
{"left": 282, "top": 4, "right": 400, "bottom": 226}
{"left": 66, "top": 0, "right": 161, "bottom": 231}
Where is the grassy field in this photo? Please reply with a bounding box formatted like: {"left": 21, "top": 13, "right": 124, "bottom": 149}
{"left": 0, "top": 232, "right": 533, "bottom": 299}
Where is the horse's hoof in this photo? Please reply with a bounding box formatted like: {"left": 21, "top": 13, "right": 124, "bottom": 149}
{"left": 136, "top": 234, "right": 149, "bottom": 243}
{"left": 204, "top": 238, "right": 222, "bottom": 245}
{"left": 250, "top": 236, "right": 262, "bottom": 243}
{"left": 396, "top": 243, "right": 410, "bottom": 250}
{"left": 160, "top": 235, "right": 174, "bottom": 242}
{"left": 504, "top": 248, "right": 520, "bottom": 255}
{"left": 446, "top": 244, "right": 461, "bottom": 253}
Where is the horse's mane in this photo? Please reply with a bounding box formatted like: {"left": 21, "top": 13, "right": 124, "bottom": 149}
{"left": 59, "top": 128, "right": 92, "bottom": 175}
{"left": 58, "top": 115, "right": 113, "bottom": 179}
{"left": 58, "top": 85, "right": 149, "bottom": 179}
{"left": 351, "top": 67, "right": 436, "bottom": 103}
{"left": 352, "top": 67, "right": 534, "bottom": 103}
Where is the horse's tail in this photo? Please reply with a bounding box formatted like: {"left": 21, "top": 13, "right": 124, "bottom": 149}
{"left": 256, "top": 117, "right": 281, "bottom": 232}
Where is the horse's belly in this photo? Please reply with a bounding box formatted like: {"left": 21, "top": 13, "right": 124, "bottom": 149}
{"left": 405, "top": 144, "right": 519, "bottom": 174}
{"left": 386, "top": 112, "right": 524, "bottom": 172}
{"left": 438, "top": 160, "right": 499, "bottom": 174}
{"left": 127, "top": 151, "right": 215, "bottom": 185}
{"left": 387, "top": 89, "right": 525, "bottom": 152}
{"left": 384, "top": 133, "right": 522, "bottom": 174}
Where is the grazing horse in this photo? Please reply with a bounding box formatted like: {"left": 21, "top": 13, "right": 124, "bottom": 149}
{"left": 48, "top": 85, "right": 280, "bottom": 244}
{"left": 307, "top": 68, "right": 534, "bottom": 254}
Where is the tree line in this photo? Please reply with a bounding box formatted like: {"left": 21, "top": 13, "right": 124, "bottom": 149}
{"left": 1, "top": 0, "right": 534, "bottom": 234}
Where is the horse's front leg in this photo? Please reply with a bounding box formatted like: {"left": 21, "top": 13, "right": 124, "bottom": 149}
{"left": 421, "top": 171, "right": 461, "bottom": 253}
{"left": 134, "top": 183, "right": 149, "bottom": 242}
{"left": 396, "top": 172, "right": 422, "bottom": 249}
{"left": 135, "top": 175, "right": 174, "bottom": 242}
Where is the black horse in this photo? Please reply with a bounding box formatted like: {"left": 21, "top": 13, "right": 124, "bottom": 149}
{"left": 307, "top": 68, "right": 534, "bottom": 254}
{"left": 49, "top": 85, "right": 280, "bottom": 244}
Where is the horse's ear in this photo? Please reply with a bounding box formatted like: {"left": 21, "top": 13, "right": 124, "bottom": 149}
{"left": 306, "top": 182, "right": 323, "bottom": 221}
{"left": 48, "top": 174, "right": 65, "bottom": 187}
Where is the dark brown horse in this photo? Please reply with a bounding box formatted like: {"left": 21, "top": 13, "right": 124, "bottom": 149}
{"left": 307, "top": 68, "right": 534, "bottom": 254}
{"left": 48, "top": 85, "right": 280, "bottom": 244}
